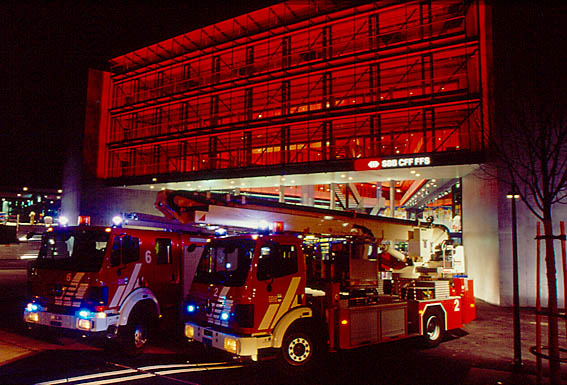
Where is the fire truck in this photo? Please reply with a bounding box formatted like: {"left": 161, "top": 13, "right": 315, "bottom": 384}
{"left": 155, "top": 190, "right": 476, "bottom": 373}
{"left": 23, "top": 213, "right": 210, "bottom": 354}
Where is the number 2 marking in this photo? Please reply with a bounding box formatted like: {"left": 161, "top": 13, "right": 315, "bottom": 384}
{"left": 454, "top": 299, "right": 460, "bottom": 312}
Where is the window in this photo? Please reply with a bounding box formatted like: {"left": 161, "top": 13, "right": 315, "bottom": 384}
{"left": 110, "top": 235, "right": 140, "bottom": 266}
{"left": 122, "top": 236, "right": 140, "bottom": 264}
{"left": 257, "top": 242, "right": 297, "bottom": 281}
{"left": 155, "top": 238, "right": 172, "bottom": 265}
{"left": 110, "top": 237, "right": 121, "bottom": 267}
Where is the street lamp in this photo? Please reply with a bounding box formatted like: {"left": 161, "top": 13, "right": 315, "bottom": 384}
{"left": 506, "top": 191, "right": 522, "bottom": 368}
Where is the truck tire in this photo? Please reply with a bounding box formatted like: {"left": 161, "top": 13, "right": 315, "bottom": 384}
{"left": 422, "top": 308, "right": 445, "bottom": 348}
{"left": 120, "top": 304, "right": 156, "bottom": 355}
{"left": 277, "top": 323, "right": 324, "bottom": 375}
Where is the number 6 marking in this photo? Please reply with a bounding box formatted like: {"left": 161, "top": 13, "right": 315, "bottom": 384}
{"left": 454, "top": 299, "right": 460, "bottom": 312}
{"left": 145, "top": 250, "right": 152, "bottom": 264}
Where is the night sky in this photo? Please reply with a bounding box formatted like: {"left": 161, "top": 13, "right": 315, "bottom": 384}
{"left": 1, "top": 0, "right": 275, "bottom": 189}
{"left": 1, "top": 1, "right": 565, "bottom": 189}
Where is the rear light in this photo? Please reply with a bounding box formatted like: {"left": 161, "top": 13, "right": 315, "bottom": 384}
{"left": 234, "top": 304, "right": 254, "bottom": 328}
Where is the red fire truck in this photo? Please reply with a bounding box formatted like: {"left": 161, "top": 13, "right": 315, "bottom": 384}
{"left": 156, "top": 190, "right": 476, "bottom": 373}
{"left": 23, "top": 213, "right": 210, "bottom": 354}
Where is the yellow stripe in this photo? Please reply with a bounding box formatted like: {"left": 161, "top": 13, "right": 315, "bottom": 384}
{"left": 270, "top": 277, "right": 301, "bottom": 329}
{"left": 258, "top": 304, "right": 279, "bottom": 330}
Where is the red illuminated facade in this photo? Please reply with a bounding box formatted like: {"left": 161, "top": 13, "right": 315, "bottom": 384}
{"left": 86, "top": 0, "right": 490, "bottom": 184}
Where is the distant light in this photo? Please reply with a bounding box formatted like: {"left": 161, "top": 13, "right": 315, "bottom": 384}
{"left": 59, "top": 216, "right": 69, "bottom": 226}
{"left": 152, "top": 177, "right": 157, "bottom": 182}
{"left": 186, "top": 304, "right": 196, "bottom": 313}
{"left": 23, "top": 187, "right": 28, "bottom": 191}
{"left": 220, "top": 312, "right": 230, "bottom": 321}
{"left": 57, "top": 189, "right": 63, "bottom": 193}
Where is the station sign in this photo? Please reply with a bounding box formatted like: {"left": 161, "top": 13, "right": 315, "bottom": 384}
{"left": 354, "top": 156, "right": 432, "bottom": 171}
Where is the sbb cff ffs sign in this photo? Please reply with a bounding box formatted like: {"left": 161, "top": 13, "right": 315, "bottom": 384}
{"left": 354, "top": 156, "right": 431, "bottom": 170}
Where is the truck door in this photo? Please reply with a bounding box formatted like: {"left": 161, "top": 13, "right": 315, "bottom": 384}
{"left": 106, "top": 234, "right": 141, "bottom": 310}
{"left": 149, "top": 237, "right": 179, "bottom": 313}
{"left": 181, "top": 238, "right": 207, "bottom": 299}
{"left": 254, "top": 238, "right": 302, "bottom": 332}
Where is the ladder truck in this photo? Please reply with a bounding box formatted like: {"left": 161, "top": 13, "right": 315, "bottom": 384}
{"left": 155, "top": 190, "right": 476, "bottom": 373}
{"left": 23, "top": 213, "right": 211, "bottom": 354}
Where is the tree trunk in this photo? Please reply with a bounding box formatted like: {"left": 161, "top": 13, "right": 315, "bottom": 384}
{"left": 543, "top": 206, "right": 561, "bottom": 384}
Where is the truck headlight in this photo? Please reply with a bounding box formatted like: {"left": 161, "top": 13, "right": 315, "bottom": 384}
{"left": 185, "top": 324, "right": 194, "bottom": 339}
{"left": 224, "top": 337, "right": 239, "bottom": 354}
{"left": 25, "top": 312, "right": 39, "bottom": 323}
{"left": 77, "top": 319, "right": 91, "bottom": 330}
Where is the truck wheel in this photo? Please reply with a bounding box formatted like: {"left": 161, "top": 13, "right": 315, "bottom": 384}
{"left": 121, "top": 305, "right": 155, "bottom": 355}
{"left": 277, "top": 326, "right": 322, "bottom": 375}
{"left": 422, "top": 308, "right": 445, "bottom": 348}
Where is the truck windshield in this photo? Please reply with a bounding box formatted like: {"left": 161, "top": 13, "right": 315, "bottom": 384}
{"left": 37, "top": 228, "right": 110, "bottom": 272}
{"left": 193, "top": 238, "right": 255, "bottom": 287}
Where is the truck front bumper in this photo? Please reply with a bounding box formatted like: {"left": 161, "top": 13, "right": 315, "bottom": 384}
{"left": 23, "top": 308, "right": 118, "bottom": 335}
{"left": 184, "top": 322, "right": 272, "bottom": 361}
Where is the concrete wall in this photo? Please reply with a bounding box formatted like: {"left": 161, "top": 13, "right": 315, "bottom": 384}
{"left": 462, "top": 171, "right": 501, "bottom": 305}
{"left": 498, "top": 191, "right": 567, "bottom": 308}
{"left": 79, "top": 181, "right": 158, "bottom": 226}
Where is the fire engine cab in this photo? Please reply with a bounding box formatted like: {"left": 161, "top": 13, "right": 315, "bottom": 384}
{"left": 23, "top": 214, "right": 210, "bottom": 354}
{"left": 155, "top": 190, "right": 476, "bottom": 373}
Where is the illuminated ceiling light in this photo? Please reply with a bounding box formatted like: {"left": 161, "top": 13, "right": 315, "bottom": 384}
{"left": 152, "top": 177, "right": 157, "bottom": 182}
{"left": 416, "top": 173, "right": 421, "bottom": 177}
{"left": 410, "top": 170, "right": 416, "bottom": 174}
{"left": 23, "top": 187, "right": 28, "bottom": 191}
{"left": 230, "top": 181, "right": 235, "bottom": 184}
{"left": 150, "top": 186, "right": 155, "bottom": 189}
{"left": 17, "top": 193, "right": 21, "bottom": 197}
{"left": 291, "top": 180, "right": 296, "bottom": 184}
{"left": 57, "top": 189, "right": 63, "bottom": 193}
{"left": 281, "top": 177, "right": 286, "bottom": 181}
{"left": 348, "top": 177, "right": 353, "bottom": 180}
{"left": 341, "top": 174, "right": 346, "bottom": 178}
{"left": 187, "top": 183, "right": 192, "bottom": 187}
{"left": 432, "top": 179, "right": 436, "bottom": 182}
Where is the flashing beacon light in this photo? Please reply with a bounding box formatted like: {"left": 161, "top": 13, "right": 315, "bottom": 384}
{"left": 112, "top": 215, "right": 123, "bottom": 227}
{"left": 186, "top": 304, "right": 196, "bottom": 313}
{"left": 257, "top": 220, "right": 270, "bottom": 234}
{"left": 273, "top": 221, "right": 284, "bottom": 233}
{"left": 59, "top": 216, "right": 69, "bottom": 226}
{"left": 220, "top": 312, "right": 230, "bottom": 321}
{"left": 215, "top": 227, "right": 227, "bottom": 236}
{"left": 78, "top": 216, "right": 91, "bottom": 226}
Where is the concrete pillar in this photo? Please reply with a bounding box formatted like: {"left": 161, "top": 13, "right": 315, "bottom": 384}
{"left": 389, "top": 180, "right": 396, "bottom": 218}
{"left": 330, "top": 183, "right": 336, "bottom": 210}
{"left": 301, "top": 185, "right": 315, "bottom": 206}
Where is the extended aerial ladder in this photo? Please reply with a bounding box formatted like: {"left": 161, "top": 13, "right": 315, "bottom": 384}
{"left": 155, "top": 189, "right": 454, "bottom": 272}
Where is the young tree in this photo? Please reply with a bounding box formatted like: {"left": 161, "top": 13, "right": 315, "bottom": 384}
{"left": 484, "top": 102, "right": 567, "bottom": 384}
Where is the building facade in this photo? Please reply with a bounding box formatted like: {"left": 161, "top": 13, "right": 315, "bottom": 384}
{"left": 71, "top": 0, "right": 566, "bottom": 308}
